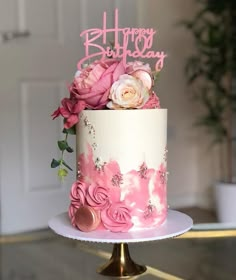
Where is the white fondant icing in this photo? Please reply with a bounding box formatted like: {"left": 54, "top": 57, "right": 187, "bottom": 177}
{"left": 76, "top": 109, "right": 168, "bottom": 230}
{"left": 77, "top": 109, "right": 167, "bottom": 172}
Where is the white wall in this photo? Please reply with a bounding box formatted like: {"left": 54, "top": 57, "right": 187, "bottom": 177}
{"left": 143, "top": 0, "right": 220, "bottom": 209}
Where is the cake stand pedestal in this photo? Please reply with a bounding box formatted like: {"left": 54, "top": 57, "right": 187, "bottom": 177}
{"left": 49, "top": 210, "right": 193, "bottom": 278}
{"left": 97, "top": 242, "right": 146, "bottom": 277}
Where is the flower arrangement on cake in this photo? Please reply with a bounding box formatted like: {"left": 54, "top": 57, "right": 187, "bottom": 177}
{"left": 51, "top": 59, "right": 162, "bottom": 180}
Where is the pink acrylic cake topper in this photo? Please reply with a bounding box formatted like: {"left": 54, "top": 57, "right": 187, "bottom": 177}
{"left": 78, "top": 9, "right": 167, "bottom": 71}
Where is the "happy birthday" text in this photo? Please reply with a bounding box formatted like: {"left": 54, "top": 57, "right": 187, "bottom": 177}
{"left": 77, "top": 9, "right": 167, "bottom": 71}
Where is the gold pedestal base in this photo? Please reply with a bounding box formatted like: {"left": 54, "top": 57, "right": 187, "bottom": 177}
{"left": 97, "top": 243, "right": 147, "bottom": 278}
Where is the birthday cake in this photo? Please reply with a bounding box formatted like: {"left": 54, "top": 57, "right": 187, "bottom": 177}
{"left": 51, "top": 9, "right": 168, "bottom": 233}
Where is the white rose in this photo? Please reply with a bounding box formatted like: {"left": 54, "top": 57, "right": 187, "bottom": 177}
{"left": 107, "top": 74, "right": 150, "bottom": 109}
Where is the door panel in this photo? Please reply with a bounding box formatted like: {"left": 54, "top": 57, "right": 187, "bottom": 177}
{"left": 0, "top": 0, "right": 145, "bottom": 234}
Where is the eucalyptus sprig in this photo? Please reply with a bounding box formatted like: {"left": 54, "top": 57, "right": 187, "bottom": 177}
{"left": 152, "top": 71, "right": 160, "bottom": 84}
{"left": 51, "top": 125, "right": 76, "bottom": 181}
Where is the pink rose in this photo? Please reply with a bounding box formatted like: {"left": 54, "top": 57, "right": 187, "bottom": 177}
{"left": 141, "top": 92, "right": 161, "bottom": 109}
{"left": 86, "top": 183, "right": 110, "bottom": 210}
{"left": 107, "top": 74, "right": 150, "bottom": 109}
{"left": 51, "top": 107, "right": 61, "bottom": 120}
{"left": 70, "top": 180, "right": 87, "bottom": 207}
{"left": 51, "top": 98, "right": 86, "bottom": 129}
{"left": 126, "top": 61, "right": 151, "bottom": 74}
{"left": 70, "top": 59, "right": 125, "bottom": 109}
{"left": 101, "top": 202, "right": 133, "bottom": 232}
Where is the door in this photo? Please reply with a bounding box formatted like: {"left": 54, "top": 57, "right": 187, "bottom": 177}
{"left": 0, "top": 0, "right": 135, "bottom": 234}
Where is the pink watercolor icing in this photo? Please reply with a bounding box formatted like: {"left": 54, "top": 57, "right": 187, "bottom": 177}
{"left": 69, "top": 144, "right": 167, "bottom": 232}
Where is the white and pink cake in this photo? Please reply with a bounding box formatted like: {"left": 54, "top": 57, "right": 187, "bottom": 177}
{"left": 69, "top": 109, "right": 167, "bottom": 232}
{"left": 51, "top": 9, "right": 168, "bottom": 233}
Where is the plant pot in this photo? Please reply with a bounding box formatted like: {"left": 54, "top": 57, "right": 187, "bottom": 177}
{"left": 215, "top": 182, "right": 236, "bottom": 223}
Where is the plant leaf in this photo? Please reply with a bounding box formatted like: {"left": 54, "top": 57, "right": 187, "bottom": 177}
{"left": 51, "top": 159, "right": 60, "bottom": 168}
{"left": 62, "top": 160, "right": 73, "bottom": 171}
{"left": 63, "top": 125, "right": 76, "bottom": 135}
{"left": 57, "top": 140, "right": 69, "bottom": 151}
{"left": 66, "top": 146, "right": 74, "bottom": 153}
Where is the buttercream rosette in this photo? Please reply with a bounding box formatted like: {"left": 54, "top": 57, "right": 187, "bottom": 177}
{"left": 101, "top": 202, "right": 133, "bottom": 232}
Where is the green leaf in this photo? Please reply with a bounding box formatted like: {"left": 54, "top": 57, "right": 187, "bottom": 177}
{"left": 63, "top": 125, "right": 76, "bottom": 135}
{"left": 57, "top": 140, "right": 69, "bottom": 151}
{"left": 152, "top": 71, "right": 160, "bottom": 82}
{"left": 66, "top": 146, "right": 74, "bottom": 153}
{"left": 62, "top": 160, "right": 73, "bottom": 171}
{"left": 51, "top": 159, "right": 60, "bottom": 168}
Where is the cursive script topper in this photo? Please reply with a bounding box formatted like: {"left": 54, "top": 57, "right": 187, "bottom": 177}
{"left": 77, "top": 9, "right": 167, "bottom": 71}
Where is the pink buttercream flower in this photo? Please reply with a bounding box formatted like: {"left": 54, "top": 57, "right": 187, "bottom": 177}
{"left": 101, "top": 202, "right": 133, "bottom": 232}
{"left": 126, "top": 61, "right": 151, "bottom": 74}
{"left": 107, "top": 74, "right": 150, "bottom": 109}
{"left": 86, "top": 183, "right": 110, "bottom": 210}
{"left": 141, "top": 92, "right": 161, "bottom": 109}
{"left": 70, "top": 180, "right": 87, "bottom": 207}
{"left": 70, "top": 59, "right": 125, "bottom": 109}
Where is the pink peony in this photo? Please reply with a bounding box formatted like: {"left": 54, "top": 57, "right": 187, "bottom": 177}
{"left": 70, "top": 180, "right": 87, "bottom": 207}
{"left": 70, "top": 59, "right": 125, "bottom": 109}
{"left": 101, "top": 202, "right": 133, "bottom": 232}
{"left": 107, "top": 74, "right": 149, "bottom": 109}
{"left": 126, "top": 61, "right": 151, "bottom": 74}
{"left": 141, "top": 92, "right": 161, "bottom": 109}
{"left": 86, "top": 183, "right": 110, "bottom": 210}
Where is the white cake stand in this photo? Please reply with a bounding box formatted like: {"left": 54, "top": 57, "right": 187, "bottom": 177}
{"left": 49, "top": 210, "right": 193, "bottom": 278}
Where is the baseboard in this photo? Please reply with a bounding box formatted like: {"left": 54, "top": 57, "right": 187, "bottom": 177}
{"left": 168, "top": 192, "right": 214, "bottom": 210}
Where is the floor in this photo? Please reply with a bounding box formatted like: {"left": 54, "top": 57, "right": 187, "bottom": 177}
{"left": 1, "top": 208, "right": 236, "bottom": 280}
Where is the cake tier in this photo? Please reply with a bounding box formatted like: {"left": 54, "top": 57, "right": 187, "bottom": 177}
{"left": 69, "top": 109, "right": 168, "bottom": 232}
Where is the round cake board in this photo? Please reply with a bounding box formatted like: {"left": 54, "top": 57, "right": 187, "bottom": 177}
{"left": 48, "top": 210, "right": 193, "bottom": 243}
{"left": 49, "top": 210, "right": 193, "bottom": 278}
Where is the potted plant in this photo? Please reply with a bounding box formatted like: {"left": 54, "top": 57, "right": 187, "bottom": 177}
{"left": 181, "top": 0, "right": 236, "bottom": 222}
